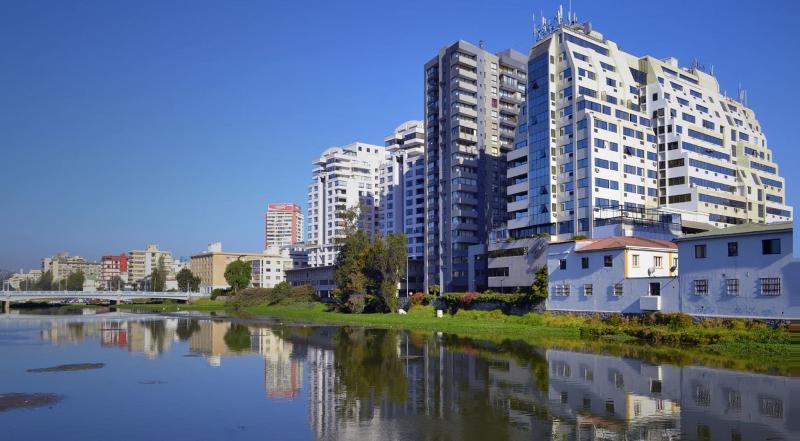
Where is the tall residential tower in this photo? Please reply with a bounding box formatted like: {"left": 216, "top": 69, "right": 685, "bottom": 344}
{"left": 264, "top": 203, "right": 304, "bottom": 249}
{"left": 424, "top": 40, "right": 528, "bottom": 292}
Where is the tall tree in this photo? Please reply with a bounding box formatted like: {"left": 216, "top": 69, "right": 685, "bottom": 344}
{"left": 176, "top": 268, "right": 200, "bottom": 292}
{"left": 108, "top": 275, "right": 124, "bottom": 291}
{"left": 36, "top": 270, "right": 54, "bottom": 291}
{"left": 66, "top": 270, "right": 85, "bottom": 291}
{"left": 150, "top": 256, "right": 167, "bottom": 292}
{"left": 224, "top": 260, "right": 251, "bottom": 292}
{"left": 529, "top": 266, "right": 549, "bottom": 302}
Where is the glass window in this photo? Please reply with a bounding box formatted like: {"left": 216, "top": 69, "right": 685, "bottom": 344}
{"left": 632, "top": 254, "right": 640, "bottom": 267}
{"left": 581, "top": 257, "right": 589, "bottom": 269}
{"left": 604, "top": 255, "right": 613, "bottom": 267}
{"left": 762, "top": 239, "right": 781, "bottom": 255}
{"left": 727, "top": 242, "right": 738, "bottom": 257}
{"left": 726, "top": 278, "right": 739, "bottom": 296}
{"left": 584, "top": 284, "right": 593, "bottom": 296}
{"left": 695, "top": 244, "right": 707, "bottom": 258}
{"left": 693, "top": 279, "right": 709, "bottom": 295}
{"left": 760, "top": 277, "right": 781, "bottom": 296}
{"left": 559, "top": 259, "right": 567, "bottom": 269}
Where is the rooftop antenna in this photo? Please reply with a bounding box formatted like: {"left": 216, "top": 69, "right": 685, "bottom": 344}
{"left": 557, "top": 4, "right": 563, "bottom": 25}
{"left": 568, "top": 0, "right": 573, "bottom": 24}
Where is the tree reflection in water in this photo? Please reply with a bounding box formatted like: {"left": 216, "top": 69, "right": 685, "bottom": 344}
{"left": 224, "top": 324, "right": 252, "bottom": 352}
{"left": 333, "top": 327, "right": 407, "bottom": 404}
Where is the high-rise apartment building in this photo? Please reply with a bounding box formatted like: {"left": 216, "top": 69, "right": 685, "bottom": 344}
{"left": 100, "top": 253, "right": 128, "bottom": 289}
{"left": 127, "top": 244, "right": 174, "bottom": 285}
{"left": 306, "top": 142, "right": 385, "bottom": 267}
{"left": 264, "top": 203, "right": 304, "bottom": 249}
{"left": 424, "top": 40, "right": 528, "bottom": 292}
{"left": 506, "top": 13, "right": 791, "bottom": 243}
{"left": 379, "top": 120, "right": 426, "bottom": 292}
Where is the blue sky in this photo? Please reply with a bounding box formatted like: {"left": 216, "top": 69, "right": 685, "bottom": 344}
{"left": 1, "top": 0, "right": 799, "bottom": 270}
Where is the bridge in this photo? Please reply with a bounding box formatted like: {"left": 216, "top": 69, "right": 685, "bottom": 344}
{"left": 1, "top": 290, "right": 194, "bottom": 313}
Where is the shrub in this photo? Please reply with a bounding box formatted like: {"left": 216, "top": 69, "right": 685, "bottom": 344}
{"left": 460, "top": 292, "right": 479, "bottom": 306}
{"left": 409, "top": 292, "right": 425, "bottom": 306}
{"left": 606, "top": 313, "right": 623, "bottom": 327}
{"left": 347, "top": 293, "right": 366, "bottom": 313}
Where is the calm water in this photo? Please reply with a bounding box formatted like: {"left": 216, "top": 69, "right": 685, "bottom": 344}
{"left": 0, "top": 310, "right": 797, "bottom": 441}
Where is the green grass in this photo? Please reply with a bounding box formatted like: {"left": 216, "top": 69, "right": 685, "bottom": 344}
{"left": 114, "top": 299, "right": 226, "bottom": 312}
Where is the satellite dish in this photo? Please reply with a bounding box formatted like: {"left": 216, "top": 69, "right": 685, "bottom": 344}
{"left": 670, "top": 265, "right": 678, "bottom": 272}
{"left": 647, "top": 267, "right": 656, "bottom": 276}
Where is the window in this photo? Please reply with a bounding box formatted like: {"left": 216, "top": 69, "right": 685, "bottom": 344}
{"left": 559, "top": 259, "right": 567, "bottom": 270}
{"left": 762, "top": 239, "right": 781, "bottom": 255}
{"left": 726, "top": 278, "right": 739, "bottom": 296}
{"left": 632, "top": 254, "right": 640, "bottom": 267}
{"left": 649, "top": 282, "right": 661, "bottom": 296}
{"left": 614, "top": 283, "right": 623, "bottom": 296}
{"left": 584, "top": 284, "right": 593, "bottom": 296}
{"left": 760, "top": 278, "right": 781, "bottom": 296}
{"left": 555, "top": 284, "right": 571, "bottom": 296}
{"left": 653, "top": 256, "right": 663, "bottom": 268}
{"left": 727, "top": 242, "right": 738, "bottom": 257}
{"left": 581, "top": 257, "right": 589, "bottom": 269}
{"left": 693, "top": 279, "right": 709, "bottom": 295}
{"left": 695, "top": 244, "right": 707, "bottom": 258}
{"left": 604, "top": 255, "right": 613, "bottom": 267}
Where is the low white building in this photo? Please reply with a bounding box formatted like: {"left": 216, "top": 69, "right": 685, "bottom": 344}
{"left": 675, "top": 222, "right": 799, "bottom": 320}
{"left": 547, "top": 236, "right": 679, "bottom": 314}
{"left": 250, "top": 247, "right": 294, "bottom": 289}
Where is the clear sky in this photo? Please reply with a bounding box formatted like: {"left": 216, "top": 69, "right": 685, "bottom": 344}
{"left": 2, "top": 0, "right": 799, "bottom": 270}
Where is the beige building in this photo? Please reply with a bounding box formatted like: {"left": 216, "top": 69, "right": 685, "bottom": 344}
{"left": 190, "top": 242, "right": 269, "bottom": 295}
{"left": 127, "top": 244, "right": 174, "bottom": 285}
{"left": 42, "top": 253, "right": 101, "bottom": 283}
{"left": 7, "top": 269, "right": 43, "bottom": 290}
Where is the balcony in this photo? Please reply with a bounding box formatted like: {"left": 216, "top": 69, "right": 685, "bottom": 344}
{"left": 508, "top": 199, "right": 528, "bottom": 212}
{"left": 454, "top": 79, "right": 478, "bottom": 93}
{"left": 454, "top": 66, "right": 478, "bottom": 81}
{"left": 454, "top": 92, "right": 478, "bottom": 105}
{"left": 507, "top": 163, "right": 528, "bottom": 178}
{"left": 639, "top": 296, "right": 662, "bottom": 311}
{"left": 454, "top": 105, "right": 477, "bottom": 118}
{"left": 507, "top": 181, "right": 528, "bottom": 195}
{"left": 452, "top": 53, "right": 477, "bottom": 68}
{"left": 456, "top": 131, "right": 478, "bottom": 144}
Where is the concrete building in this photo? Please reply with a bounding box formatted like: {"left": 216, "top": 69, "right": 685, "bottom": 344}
{"left": 127, "top": 244, "right": 174, "bottom": 285}
{"left": 506, "top": 11, "right": 791, "bottom": 244}
{"left": 675, "top": 222, "right": 799, "bottom": 320}
{"left": 547, "top": 236, "right": 679, "bottom": 314}
{"left": 250, "top": 247, "right": 294, "bottom": 289}
{"left": 42, "top": 253, "right": 101, "bottom": 284}
{"left": 380, "top": 120, "right": 426, "bottom": 293}
{"left": 189, "top": 242, "right": 266, "bottom": 295}
{"left": 100, "top": 253, "right": 128, "bottom": 289}
{"left": 6, "top": 269, "right": 42, "bottom": 290}
{"left": 286, "top": 265, "right": 335, "bottom": 299}
{"left": 424, "top": 40, "right": 528, "bottom": 292}
{"left": 264, "top": 203, "right": 304, "bottom": 249}
{"left": 306, "top": 142, "right": 385, "bottom": 267}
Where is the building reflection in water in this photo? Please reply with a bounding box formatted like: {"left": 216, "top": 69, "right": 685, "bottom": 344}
{"left": 13, "top": 314, "right": 798, "bottom": 440}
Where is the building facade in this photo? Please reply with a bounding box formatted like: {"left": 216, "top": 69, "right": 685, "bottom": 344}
{"left": 189, "top": 242, "right": 265, "bottom": 295}
{"left": 306, "top": 142, "right": 385, "bottom": 267}
{"left": 380, "top": 120, "right": 426, "bottom": 293}
{"left": 547, "top": 236, "right": 679, "bottom": 314}
{"left": 424, "top": 40, "right": 528, "bottom": 292}
{"left": 41, "top": 253, "right": 101, "bottom": 284}
{"left": 286, "top": 265, "right": 336, "bottom": 299}
{"left": 675, "top": 222, "right": 799, "bottom": 320}
{"left": 250, "top": 247, "right": 294, "bottom": 289}
{"left": 100, "top": 253, "right": 128, "bottom": 289}
{"left": 506, "top": 13, "right": 791, "bottom": 243}
{"left": 264, "top": 203, "right": 304, "bottom": 249}
{"left": 127, "top": 244, "right": 174, "bottom": 285}
{"left": 6, "top": 269, "right": 42, "bottom": 290}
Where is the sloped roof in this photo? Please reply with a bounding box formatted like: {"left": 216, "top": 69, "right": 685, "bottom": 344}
{"left": 576, "top": 236, "right": 677, "bottom": 252}
{"left": 674, "top": 222, "right": 792, "bottom": 241}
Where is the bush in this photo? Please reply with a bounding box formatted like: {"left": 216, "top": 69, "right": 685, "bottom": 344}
{"left": 409, "top": 292, "right": 425, "bottom": 306}
{"left": 210, "top": 288, "right": 230, "bottom": 300}
{"left": 460, "top": 292, "right": 479, "bottom": 306}
{"left": 606, "top": 313, "right": 623, "bottom": 326}
{"left": 347, "top": 293, "right": 366, "bottom": 314}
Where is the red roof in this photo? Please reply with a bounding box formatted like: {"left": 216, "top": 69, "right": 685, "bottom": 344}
{"left": 576, "top": 236, "right": 677, "bottom": 252}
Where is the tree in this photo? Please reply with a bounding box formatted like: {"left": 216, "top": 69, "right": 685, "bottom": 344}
{"left": 36, "top": 270, "right": 54, "bottom": 291}
{"left": 108, "top": 275, "right": 124, "bottom": 291}
{"left": 428, "top": 284, "right": 440, "bottom": 296}
{"left": 529, "top": 266, "right": 549, "bottom": 302}
{"left": 366, "top": 232, "right": 407, "bottom": 312}
{"left": 149, "top": 256, "right": 168, "bottom": 292}
{"left": 223, "top": 324, "right": 252, "bottom": 352}
{"left": 224, "top": 260, "right": 252, "bottom": 292}
{"left": 66, "top": 270, "right": 85, "bottom": 291}
{"left": 176, "top": 268, "right": 200, "bottom": 292}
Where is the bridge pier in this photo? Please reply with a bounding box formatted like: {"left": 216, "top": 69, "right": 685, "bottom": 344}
{"left": 3, "top": 301, "right": 9, "bottom": 314}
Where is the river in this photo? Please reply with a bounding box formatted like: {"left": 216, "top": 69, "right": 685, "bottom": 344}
{"left": 0, "top": 309, "right": 796, "bottom": 440}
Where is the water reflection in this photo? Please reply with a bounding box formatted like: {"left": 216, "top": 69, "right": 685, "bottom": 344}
{"left": 0, "top": 312, "right": 796, "bottom": 440}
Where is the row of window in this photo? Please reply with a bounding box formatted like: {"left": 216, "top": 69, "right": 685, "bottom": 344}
{"left": 693, "top": 277, "right": 781, "bottom": 296}
{"left": 694, "top": 239, "right": 780, "bottom": 259}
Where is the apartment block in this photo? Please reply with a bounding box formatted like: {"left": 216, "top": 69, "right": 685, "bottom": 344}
{"left": 306, "top": 142, "right": 385, "bottom": 267}
{"left": 190, "top": 242, "right": 264, "bottom": 295}
{"left": 250, "top": 248, "right": 294, "bottom": 289}
{"left": 100, "top": 253, "right": 128, "bottom": 289}
{"left": 127, "top": 244, "right": 174, "bottom": 285}
{"left": 506, "top": 14, "right": 791, "bottom": 243}
{"left": 264, "top": 203, "right": 304, "bottom": 249}
{"left": 424, "top": 40, "right": 528, "bottom": 292}
{"left": 42, "top": 253, "right": 101, "bottom": 283}
{"left": 380, "top": 120, "right": 426, "bottom": 292}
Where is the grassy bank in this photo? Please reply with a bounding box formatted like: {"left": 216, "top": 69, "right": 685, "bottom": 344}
{"left": 238, "top": 303, "right": 798, "bottom": 375}
{"left": 114, "top": 299, "right": 225, "bottom": 312}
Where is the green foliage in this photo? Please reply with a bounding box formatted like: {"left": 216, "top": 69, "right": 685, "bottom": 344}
{"left": 333, "top": 328, "right": 407, "bottom": 404}
{"left": 529, "top": 266, "right": 548, "bottom": 302}
{"left": 333, "top": 207, "right": 407, "bottom": 313}
{"left": 108, "top": 275, "right": 125, "bottom": 291}
{"left": 428, "top": 284, "right": 441, "bottom": 296}
{"left": 66, "top": 270, "right": 85, "bottom": 291}
{"left": 37, "top": 270, "right": 54, "bottom": 290}
{"left": 571, "top": 234, "right": 588, "bottom": 240}
{"left": 226, "top": 283, "right": 319, "bottom": 310}
{"left": 176, "top": 268, "right": 200, "bottom": 292}
{"left": 210, "top": 288, "right": 230, "bottom": 299}
{"left": 150, "top": 256, "right": 167, "bottom": 292}
{"left": 175, "top": 319, "right": 201, "bottom": 340}
{"left": 223, "top": 324, "right": 252, "bottom": 352}
{"left": 224, "top": 260, "right": 252, "bottom": 292}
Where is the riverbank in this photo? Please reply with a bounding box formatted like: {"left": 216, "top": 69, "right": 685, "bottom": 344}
{"left": 234, "top": 303, "right": 798, "bottom": 376}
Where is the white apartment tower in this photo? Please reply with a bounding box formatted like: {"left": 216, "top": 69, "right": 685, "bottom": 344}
{"left": 379, "top": 120, "right": 426, "bottom": 259}
{"left": 306, "top": 142, "right": 385, "bottom": 267}
{"left": 506, "top": 12, "right": 791, "bottom": 242}
{"left": 424, "top": 40, "right": 528, "bottom": 292}
{"left": 264, "top": 203, "right": 304, "bottom": 249}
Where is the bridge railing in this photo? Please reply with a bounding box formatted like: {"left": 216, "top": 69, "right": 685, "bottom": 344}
{"left": 1, "top": 290, "right": 192, "bottom": 299}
